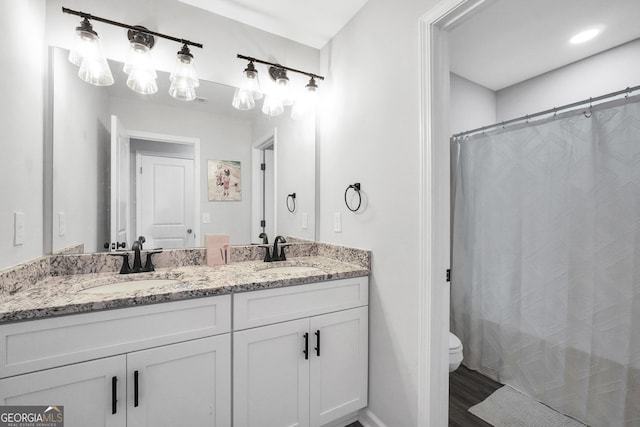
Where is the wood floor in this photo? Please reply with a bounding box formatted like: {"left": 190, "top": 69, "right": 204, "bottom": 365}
{"left": 449, "top": 364, "right": 502, "bottom": 426}
{"left": 347, "top": 365, "right": 500, "bottom": 427}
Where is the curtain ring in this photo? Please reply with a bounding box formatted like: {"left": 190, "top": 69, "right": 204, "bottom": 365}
{"left": 344, "top": 183, "right": 362, "bottom": 212}
{"left": 286, "top": 193, "right": 296, "bottom": 213}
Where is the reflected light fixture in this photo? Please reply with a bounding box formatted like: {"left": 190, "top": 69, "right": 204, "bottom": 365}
{"left": 123, "top": 27, "right": 157, "bottom": 95}
{"left": 232, "top": 61, "right": 261, "bottom": 110}
{"left": 169, "top": 44, "right": 200, "bottom": 101}
{"left": 233, "top": 53, "right": 325, "bottom": 119}
{"left": 291, "top": 77, "right": 318, "bottom": 120}
{"left": 68, "top": 17, "right": 114, "bottom": 86}
{"left": 62, "top": 7, "right": 203, "bottom": 100}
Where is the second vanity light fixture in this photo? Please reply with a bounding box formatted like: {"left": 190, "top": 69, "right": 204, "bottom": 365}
{"left": 62, "top": 7, "right": 203, "bottom": 101}
{"left": 233, "top": 54, "right": 325, "bottom": 119}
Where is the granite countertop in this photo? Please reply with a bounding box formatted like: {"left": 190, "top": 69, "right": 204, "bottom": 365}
{"left": 0, "top": 256, "right": 369, "bottom": 323}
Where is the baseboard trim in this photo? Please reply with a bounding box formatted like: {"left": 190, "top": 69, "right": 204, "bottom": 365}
{"left": 358, "top": 408, "right": 387, "bottom": 427}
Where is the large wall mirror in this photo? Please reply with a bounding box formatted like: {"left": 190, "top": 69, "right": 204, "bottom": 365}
{"left": 47, "top": 47, "right": 316, "bottom": 254}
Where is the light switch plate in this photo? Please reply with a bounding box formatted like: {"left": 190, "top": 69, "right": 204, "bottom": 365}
{"left": 202, "top": 212, "right": 210, "bottom": 224}
{"left": 333, "top": 212, "right": 342, "bottom": 232}
{"left": 14, "top": 212, "right": 25, "bottom": 246}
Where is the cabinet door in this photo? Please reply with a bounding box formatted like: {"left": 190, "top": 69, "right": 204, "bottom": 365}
{"left": 126, "top": 335, "right": 231, "bottom": 427}
{"left": 0, "top": 355, "right": 126, "bottom": 427}
{"left": 309, "top": 306, "right": 368, "bottom": 427}
{"left": 234, "top": 318, "right": 310, "bottom": 427}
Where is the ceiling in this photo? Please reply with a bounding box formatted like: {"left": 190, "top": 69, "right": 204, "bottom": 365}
{"left": 448, "top": 0, "right": 640, "bottom": 91}
{"left": 177, "top": 0, "right": 369, "bottom": 49}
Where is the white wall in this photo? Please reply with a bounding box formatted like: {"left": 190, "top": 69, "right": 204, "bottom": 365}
{"left": 0, "top": 0, "right": 46, "bottom": 269}
{"left": 450, "top": 73, "right": 496, "bottom": 135}
{"left": 318, "top": 0, "right": 442, "bottom": 425}
{"left": 52, "top": 48, "right": 110, "bottom": 253}
{"left": 497, "top": 39, "right": 640, "bottom": 122}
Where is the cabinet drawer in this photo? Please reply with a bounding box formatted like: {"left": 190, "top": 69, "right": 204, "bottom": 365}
{"left": 0, "top": 295, "right": 230, "bottom": 378}
{"left": 233, "top": 277, "right": 368, "bottom": 330}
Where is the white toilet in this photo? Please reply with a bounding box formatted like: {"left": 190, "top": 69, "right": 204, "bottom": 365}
{"left": 449, "top": 332, "right": 463, "bottom": 372}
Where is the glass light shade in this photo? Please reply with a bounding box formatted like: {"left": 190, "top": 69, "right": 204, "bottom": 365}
{"left": 261, "top": 94, "right": 284, "bottom": 116}
{"left": 78, "top": 55, "right": 115, "bottom": 86}
{"left": 276, "top": 75, "right": 293, "bottom": 106}
{"left": 242, "top": 63, "right": 263, "bottom": 100}
{"left": 169, "top": 77, "right": 197, "bottom": 101}
{"left": 232, "top": 87, "right": 256, "bottom": 110}
{"left": 69, "top": 19, "right": 100, "bottom": 66}
{"left": 127, "top": 69, "right": 158, "bottom": 95}
{"left": 291, "top": 83, "right": 318, "bottom": 120}
{"left": 169, "top": 51, "right": 199, "bottom": 101}
{"left": 123, "top": 42, "right": 156, "bottom": 76}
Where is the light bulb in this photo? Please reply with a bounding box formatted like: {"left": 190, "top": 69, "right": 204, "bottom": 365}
{"left": 169, "top": 45, "right": 199, "bottom": 101}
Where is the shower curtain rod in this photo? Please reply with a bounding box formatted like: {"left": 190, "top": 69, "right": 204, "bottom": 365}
{"left": 452, "top": 84, "right": 640, "bottom": 138}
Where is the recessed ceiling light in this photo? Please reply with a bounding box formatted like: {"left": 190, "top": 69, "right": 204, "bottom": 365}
{"left": 569, "top": 28, "right": 602, "bottom": 44}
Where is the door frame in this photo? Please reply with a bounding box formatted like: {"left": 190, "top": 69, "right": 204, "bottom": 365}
{"left": 418, "top": 0, "right": 487, "bottom": 425}
{"left": 134, "top": 151, "right": 196, "bottom": 248}
{"left": 251, "top": 129, "right": 278, "bottom": 244}
{"left": 126, "top": 130, "right": 201, "bottom": 247}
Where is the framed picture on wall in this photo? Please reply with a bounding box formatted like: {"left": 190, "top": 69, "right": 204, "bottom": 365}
{"left": 207, "top": 160, "right": 242, "bottom": 201}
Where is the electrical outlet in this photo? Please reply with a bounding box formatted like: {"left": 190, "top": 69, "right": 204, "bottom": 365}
{"left": 333, "top": 212, "right": 342, "bottom": 232}
{"left": 301, "top": 212, "right": 308, "bottom": 229}
{"left": 14, "top": 212, "right": 25, "bottom": 246}
{"left": 202, "top": 212, "right": 210, "bottom": 224}
{"left": 58, "top": 212, "right": 66, "bottom": 237}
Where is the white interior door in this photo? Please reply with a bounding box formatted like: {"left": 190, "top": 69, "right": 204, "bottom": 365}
{"left": 110, "top": 115, "right": 131, "bottom": 248}
{"left": 137, "top": 154, "right": 194, "bottom": 249}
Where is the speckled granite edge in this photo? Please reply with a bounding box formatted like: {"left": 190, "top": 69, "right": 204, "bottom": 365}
{"left": 52, "top": 243, "right": 85, "bottom": 255}
{"left": 0, "top": 241, "right": 367, "bottom": 297}
{"left": 0, "top": 257, "right": 51, "bottom": 297}
{"left": 317, "top": 243, "right": 371, "bottom": 269}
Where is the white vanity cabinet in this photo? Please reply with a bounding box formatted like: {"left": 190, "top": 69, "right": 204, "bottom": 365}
{"left": 0, "top": 295, "right": 231, "bottom": 427}
{"left": 233, "top": 277, "right": 369, "bottom": 427}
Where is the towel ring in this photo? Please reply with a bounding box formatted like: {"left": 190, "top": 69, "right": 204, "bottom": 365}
{"left": 344, "top": 183, "right": 362, "bottom": 212}
{"left": 286, "top": 193, "right": 296, "bottom": 213}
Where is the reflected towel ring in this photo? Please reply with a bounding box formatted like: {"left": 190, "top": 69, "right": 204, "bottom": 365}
{"left": 344, "top": 183, "right": 362, "bottom": 212}
{"left": 286, "top": 193, "right": 296, "bottom": 213}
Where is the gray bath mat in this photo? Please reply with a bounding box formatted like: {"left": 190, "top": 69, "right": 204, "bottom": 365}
{"left": 469, "top": 386, "right": 587, "bottom": 427}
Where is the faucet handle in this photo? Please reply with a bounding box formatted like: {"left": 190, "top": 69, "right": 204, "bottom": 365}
{"left": 278, "top": 243, "right": 291, "bottom": 261}
{"left": 109, "top": 253, "right": 131, "bottom": 274}
{"left": 143, "top": 250, "right": 162, "bottom": 272}
{"left": 258, "top": 245, "right": 272, "bottom": 262}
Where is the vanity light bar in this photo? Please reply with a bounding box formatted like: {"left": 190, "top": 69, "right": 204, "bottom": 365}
{"left": 236, "top": 54, "right": 324, "bottom": 81}
{"left": 62, "top": 7, "right": 203, "bottom": 49}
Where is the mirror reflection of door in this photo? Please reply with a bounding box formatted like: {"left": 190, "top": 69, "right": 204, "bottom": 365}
{"left": 251, "top": 134, "right": 275, "bottom": 243}
{"left": 109, "top": 115, "right": 200, "bottom": 250}
{"left": 136, "top": 154, "right": 195, "bottom": 249}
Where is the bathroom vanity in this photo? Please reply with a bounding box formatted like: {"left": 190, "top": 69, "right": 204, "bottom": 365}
{"left": 0, "top": 248, "right": 369, "bottom": 427}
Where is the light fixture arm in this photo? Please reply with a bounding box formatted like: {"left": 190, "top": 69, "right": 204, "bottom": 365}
{"left": 62, "top": 7, "right": 203, "bottom": 49}
{"left": 237, "top": 54, "right": 324, "bottom": 81}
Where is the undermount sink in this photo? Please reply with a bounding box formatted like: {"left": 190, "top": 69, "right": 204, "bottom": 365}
{"left": 78, "top": 279, "right": 180, "bottom": 294}
{"left": 259, "top": 266, "right": 321, "bottom": 274}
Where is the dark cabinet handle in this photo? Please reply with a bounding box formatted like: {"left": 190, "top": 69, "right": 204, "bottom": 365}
{"left": 314, "top": 330, "right": 321, "bottom": 357}
{"left": 111, "top": 376, "right": 117, "bottom": 414}
{"left": 303, "top": 333, "right": 309, "bottom": 360}
{"left": 134, "top": 370, "right": 139, "bottom": 407}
